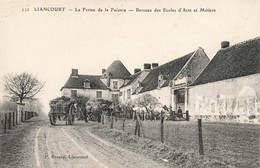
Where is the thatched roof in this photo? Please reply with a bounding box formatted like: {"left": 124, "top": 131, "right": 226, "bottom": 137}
{"left": 192, "top": 37, "right": 260, "bottom": 86}
{"left": 106, "top": 60, "right": 131, "bottom": 79}
{"left": 61, "top": 75, "right": 109, "bottom": 91}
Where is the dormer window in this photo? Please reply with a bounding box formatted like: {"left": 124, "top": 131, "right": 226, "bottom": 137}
{"left": 137, "top": 81, "right": 143, "bottom": 88}
{"left": 84, "top": 79, "right": 90, "bottom": 88}
{"left": 158, "top": 73, "right": 166, "bottom": 88}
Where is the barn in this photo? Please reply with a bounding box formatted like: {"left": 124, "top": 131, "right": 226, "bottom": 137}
{"left": 189, "top": 37, "right": 260, "bottom": 123}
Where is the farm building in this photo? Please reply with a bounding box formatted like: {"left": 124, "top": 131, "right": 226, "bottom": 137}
{"left": 189, "top": 37, "right": 260, "bottom": 122}
{"left": 122, "top": 47, "right": 210, "bottom": 112}
{"left": 119, "top": 66, "right": 152, "bottom": 105}
{"left": 60, "top": 60, "right": 131, "bottom": 104}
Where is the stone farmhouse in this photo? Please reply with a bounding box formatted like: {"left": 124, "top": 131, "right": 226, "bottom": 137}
{"left": 188, "top": 37, "right": 260, "bottom": 122}
{"left": 60, "top": 47, "right": 210, "bottom": 113}
{"left": 60, "top": 36, "right": 259, "bottom": 123}
{"left": 60, "top": 60, "right": 131, "bottom": 104}
{"left": 120, "top": 47, "right": 210, "bottom": 112}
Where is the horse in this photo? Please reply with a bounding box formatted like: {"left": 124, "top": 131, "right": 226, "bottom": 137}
{"left": 152, "top": 105, "right": 171, "bottom": 121}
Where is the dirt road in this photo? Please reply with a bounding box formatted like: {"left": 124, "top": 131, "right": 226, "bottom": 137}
{"left": 0, "top": 117, "right": 166, "bottom": 168}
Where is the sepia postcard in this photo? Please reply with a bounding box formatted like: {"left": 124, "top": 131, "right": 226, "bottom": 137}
{"left": 0, "top": 0, "right": 260, "bottom": 168}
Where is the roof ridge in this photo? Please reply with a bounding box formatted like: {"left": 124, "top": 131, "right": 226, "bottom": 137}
{"left": 154, "top": 50, "right": 197, "bottom": 70}
{"left": 78, "top": 74, "right": 101, "bottom": 77}
{"left": 220, "top": 36, "right": 260, "bottom": 51}
{"left": 191, "top": 36, "right": 260, "bottom": 86}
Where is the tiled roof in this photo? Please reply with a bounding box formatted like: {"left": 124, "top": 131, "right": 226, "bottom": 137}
{"left": 192, "top": 37, "right": 260, "bottom": 86}
{"left": 106, "top": 60, "right": 131, "bottom": 78}
{"left": 61, "top": 75, "right": 109, "bottom": 91}
{"left": 139, "top": 51, "right": 195, "bottom": 93}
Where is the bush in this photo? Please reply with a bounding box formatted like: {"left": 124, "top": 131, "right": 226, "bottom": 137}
{"left": 249, "top": 114, "right": 256, "bottom": 120}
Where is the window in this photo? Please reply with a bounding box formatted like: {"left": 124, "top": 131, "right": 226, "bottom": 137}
{"left": 71, "top": 90, "right": 77, "bottom": 98}
{"left": 96, "top": 91, "right": 102, "bottom": 98}
{"left": 113, "top": 81, "right": 118, "bottom": 90}
{"left": 84, "top": 81, "right": 90, "bottom": 88}
{"left": 127, "top": 89, "right": 131, "bottom": 99}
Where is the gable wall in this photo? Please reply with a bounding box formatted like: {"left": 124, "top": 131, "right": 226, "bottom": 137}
{"left": 175, "top": 49, "right": 210, "bottom": 85}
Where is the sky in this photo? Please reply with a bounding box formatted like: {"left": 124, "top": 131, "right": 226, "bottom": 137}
{"left": 0, "top": 0, "right": 260, "bottom": 113}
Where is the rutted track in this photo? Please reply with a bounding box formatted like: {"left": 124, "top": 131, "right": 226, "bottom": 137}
{"left": 34, "top": 119, "right": 167, "bottom": 168}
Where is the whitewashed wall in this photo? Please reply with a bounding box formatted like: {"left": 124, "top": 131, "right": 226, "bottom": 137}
{"left": 132, "top": 87, "right": 171, "bottom": 106}
{"left": 189, "top": 73, "right": 260, "bottom": 122}
{"left": 61, "top": 88, "right": 111, "bottom": 100}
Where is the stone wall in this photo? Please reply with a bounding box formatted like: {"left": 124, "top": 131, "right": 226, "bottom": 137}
{"left": 189, "top": 73, "right": 260, "bottom": 123}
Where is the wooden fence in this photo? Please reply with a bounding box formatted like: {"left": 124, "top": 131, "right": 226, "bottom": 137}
{"left": 1, "top": 110, "right": 37, "bottom": 134}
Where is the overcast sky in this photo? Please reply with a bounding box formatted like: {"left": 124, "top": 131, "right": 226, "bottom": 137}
{"left": 0, "top": 0, "right": 259, "bottom": 113}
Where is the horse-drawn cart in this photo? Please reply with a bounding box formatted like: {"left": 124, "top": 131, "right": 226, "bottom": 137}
{"left": 48, "top": 100, "right": 77, "bottom": 125}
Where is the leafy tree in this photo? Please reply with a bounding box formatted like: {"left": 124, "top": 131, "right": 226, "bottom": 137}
{"left": 3, "top": 72, "right": 45, "bottom": 103}
{"left": 134, "top": 94, "right": 160, "bottom": 111}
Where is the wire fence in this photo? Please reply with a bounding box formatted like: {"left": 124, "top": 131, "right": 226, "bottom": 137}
{"left": 101, "top": 113, "right": 260, "bottom": 168}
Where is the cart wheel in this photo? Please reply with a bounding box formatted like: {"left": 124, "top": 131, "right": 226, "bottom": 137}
{"left": 49, "top": 115, "right": 56, "bottom": 125}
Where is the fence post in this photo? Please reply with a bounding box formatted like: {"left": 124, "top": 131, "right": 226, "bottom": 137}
{"left": 122, "top": 113, "right": 125, "bottom": 132}
{"left": 198, "top": 119, "right": 204, "bottom": 155}
{"left": 101, "top": 111, "right": 104, "bottom": 124}
{"left": 186, "top": 111, "right": 189, "bottom": 121}
{"left": 138, "top": 117, "right": 140, "bottom": 137}
{"left": 13, "top": 111, "right": 15, "bottom": 126}
{"left": 173, "top": 111, "right": 176, "bottom": 121}
{"left": 8, "top": 113, "right": 11, "bottom": 129}
{"left": 110, "top": 112, "right": 113, "bottom": 129}
{"left": 134, "top": 118, "right": 139, "bottom": 136}
{"left": 21, "top": 111, "right": 23, "bottom": 122}
{"left": 4, "top": 113, "right": 7, "bottom": 133}
{"left": 16, "top": 110, "right": 18, "bottom": 125}
{"left": 161, "top": 111, "right": 164, "bottom": 143}
{"left": 137, "top": 114, "right": 141, "bottom": 137}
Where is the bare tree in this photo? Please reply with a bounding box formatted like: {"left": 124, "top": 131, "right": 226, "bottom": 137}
{"left": 3, "top": 72, "right": 45, "bottom": 103}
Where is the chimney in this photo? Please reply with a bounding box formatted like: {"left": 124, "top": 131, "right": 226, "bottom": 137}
{"left": 71, "top": 69, "right": 78, "bottom": 77}
{"left": 144, "top": 63, "right": 151, "bottom": 70}
{"left": 134, "top": 68, "right": 141, "bottom": 74}
{"left": 102, "top": 69, "right": 106, "bottom": 74}
{"left": 221, "top": 41, "right": 230, "bottom": 49}
{"left": 152, "top": 63, "right": 159, "bottom": 69}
